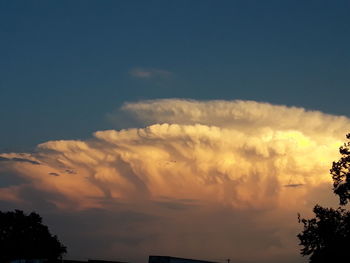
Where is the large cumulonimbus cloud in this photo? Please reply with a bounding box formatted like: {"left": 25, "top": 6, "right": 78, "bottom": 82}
{"left": 0, "top": 99, "right": 349, "bottom": 262}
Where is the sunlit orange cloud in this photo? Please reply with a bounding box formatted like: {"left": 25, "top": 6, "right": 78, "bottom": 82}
{"left": 0, "top": 99, "right": 349, "bottom": 262}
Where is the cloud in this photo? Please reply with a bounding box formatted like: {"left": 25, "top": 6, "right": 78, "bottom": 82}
{"left": 0, "top": 99, "right": 348, "bottom": 263}
{"left": 129, "top": 68, "right": 172, "bottom": 79}
{"left": 118, "top": 99, "right": 350, "bottom": 137}
{"left": 0, "top": 155, "right": 41, "bottom": 165}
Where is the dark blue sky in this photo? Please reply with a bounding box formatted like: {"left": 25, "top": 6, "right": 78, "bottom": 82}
{"left": 1, "top": 0, "right": 349, "bottom": 150}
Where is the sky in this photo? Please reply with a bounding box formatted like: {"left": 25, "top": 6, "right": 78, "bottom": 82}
{"left": 1, "top": 1, "right": 350, "bottom": 263}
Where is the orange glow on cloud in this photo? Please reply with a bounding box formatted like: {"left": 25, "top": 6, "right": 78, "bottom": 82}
{"left": 0, "top": 99, "right": 349, "bottom": 262}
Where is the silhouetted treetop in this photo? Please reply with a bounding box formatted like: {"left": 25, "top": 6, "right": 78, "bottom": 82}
{"left": 298, "top": 205, "right": 350, "bottom": 262}
{"left": 298, "top": 133, "right": 350, "bottom": 262}
{"left": 331, "top": 133, "right": 350, "bottom": 205}
{"left": 0, "top": 209, "right": 66, "bottom": 262}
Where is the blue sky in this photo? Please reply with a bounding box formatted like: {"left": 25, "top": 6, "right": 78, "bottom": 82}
{"left": 2, "top": 2, "right": 350, "bottom": 262}
{"left": 1, "top": 0, "right": 349, "bottom": 150}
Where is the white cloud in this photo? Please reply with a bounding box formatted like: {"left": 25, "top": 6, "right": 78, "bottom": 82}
{"left": 0, "top": 99, "right": 348, "bottom": 262}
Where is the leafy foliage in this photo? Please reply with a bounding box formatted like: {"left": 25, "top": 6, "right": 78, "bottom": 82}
{"left": 0, "top": 209, "right": 66, "bottom": 262}
{"left": 298, "top": 133, "right": 350, "bottom": 262}
{"left": 298, "top": 205, "right": 350, "bottom": 262}
{"left": 331, "top": 133, "right": 350, "bottom": 205}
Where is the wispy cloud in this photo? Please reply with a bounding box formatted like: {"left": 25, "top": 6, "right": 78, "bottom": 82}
{"left": 0, "top": 155, "right": 40, "bottom": 165}
{"left": 129, "top": 68, "right": 172, "bottom": 79}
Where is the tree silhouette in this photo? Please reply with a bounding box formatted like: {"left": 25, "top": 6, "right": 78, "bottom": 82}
{"left": 331, "top": 133, "right": 350, "bottom": 205}
{"left": 297, "top": 205, "right": 350, "bottom": 262}
{"left": 298, "top": 133, "right": 350, "bottom": 262}
{"left": 0, "top": 209, "right": 66, "bottom": 262}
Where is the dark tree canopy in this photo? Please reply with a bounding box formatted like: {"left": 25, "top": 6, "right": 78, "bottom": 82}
{"left": 0, "top": 209, "right": 66, "bottom": 262}
{"left": 298, "top": 133, "right": 350, "bottom": 262}
{"left": 331, "top": 133, "right": 350, "bottom": 205}
{"left": 298, "top": 205, "right": 350, "bottom": 262}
